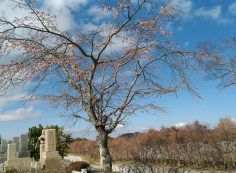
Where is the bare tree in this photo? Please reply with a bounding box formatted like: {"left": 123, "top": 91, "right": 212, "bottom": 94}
{"left": 198, "top": 37, "right": 236, "bottom": 88}
{"left": 0, "top": 0, "right": 200, "bottom": 172}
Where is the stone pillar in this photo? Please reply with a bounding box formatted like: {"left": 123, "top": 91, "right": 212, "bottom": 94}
{"left": 7, "top": 144, "right": 16, "bottom": 161}
{"left": 41, "top": 129, "right": 59, "bottom": 159}
{"left": 12, "top": 137, "right": 19, "bottom": 152}
{"left": 45, "top": 129, "right": 56, "bottom": 152}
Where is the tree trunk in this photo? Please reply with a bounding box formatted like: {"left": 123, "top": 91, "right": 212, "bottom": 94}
{"left": 97, "top": 131, "right": 112, "bottom": 173}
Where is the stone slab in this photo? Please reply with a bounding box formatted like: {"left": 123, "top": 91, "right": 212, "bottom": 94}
{"left": 7, "top": 144, "right": 16, "bottom": 160}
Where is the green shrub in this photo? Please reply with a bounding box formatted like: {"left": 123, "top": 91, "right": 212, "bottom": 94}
{"left": 68, "top": 161, "right": 90, "bottom": 171}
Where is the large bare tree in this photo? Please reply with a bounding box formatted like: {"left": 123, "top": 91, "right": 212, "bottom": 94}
{"left": 0, "top": 0, "right": 201, "bottom": 171}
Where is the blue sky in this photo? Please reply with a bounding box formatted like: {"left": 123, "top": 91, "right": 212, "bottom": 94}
{"left": 0, "top": 0, "right": 236, "bottom": 140}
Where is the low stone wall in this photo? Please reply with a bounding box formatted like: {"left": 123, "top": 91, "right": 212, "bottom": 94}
{"left": 112, "top": 164, "right": 232, "bottom": 173}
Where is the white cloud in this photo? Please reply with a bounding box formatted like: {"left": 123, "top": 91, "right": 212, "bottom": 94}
{"left": 0, "top": 107, "right": 41, "bottom": 122}
{"left": 194, "top": 5, "right": 221, "bottom": 20}
{"left": 0, "top": 86, "right": 41, "bottom": 121}
{"left": 0, "top": 94, "right": 25, "bottom": 109}
{"left": 174, "top": 122, "right": 187, "bottom": 128}
{"left": 117, "top": 124, "right": 124, "bottom": 128}
{"left": 41, "top": 0, "right": 89, "bottom": 31}
{"left": 80, "top": 22, "right": 99, "bottom": 32}
{"left": 184, "top": 41, "right": 189, "bottom": 47}
{"left": 0, "top": 0, "right": 86, "bottom": 32}
{"left": 170, "top": 0, "right": 193, "bottom": 19}
{"left": 0, "top": 87, "right": 26, "bottom": 109}
{"left": 42, "top": 0, "right": 87, "bottom": 11}
{"left": 88, "top": 5, "right": 110, "bottom": 22}
{"left": 0, "top": 0, "right": 29, "bottom": 20}
{"left": 177, "top": 26, "right": 183, "bottom": 31}
{"left": 105, "top": 34, "right": 135, "bottom": 54}
{"left": 41, "top": 0, "right": 88, "bottom": 31}
{"left": 217, "top": 18, "right": 234, "bottom": 25}
{"left": 229, "top": 2, "right": 236, "bottom": 15}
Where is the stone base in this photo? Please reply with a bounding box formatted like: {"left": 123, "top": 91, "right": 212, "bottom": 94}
{"left": 40, "top": 157, "right": 64, "bottom": 170}
{"left": 4, "top": 157, "right": 31, "bottom": 173}
{"left": 42, "top": 151, "right": 59, "bottom": 159}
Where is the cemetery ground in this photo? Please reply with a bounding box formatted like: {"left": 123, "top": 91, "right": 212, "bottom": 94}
{"left": 1, "top": 118, "right": 236, "bottom": 173}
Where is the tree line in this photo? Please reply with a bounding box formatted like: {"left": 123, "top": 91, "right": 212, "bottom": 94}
{"left": 70, "top": 118, "right": 236, "bottom": 170}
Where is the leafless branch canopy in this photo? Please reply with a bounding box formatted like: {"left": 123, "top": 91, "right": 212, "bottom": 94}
{"left": 0, "top": 0, "right": 200, "bottom": 134}
{"left": 197, "top": 38, "right": 236, "bottom": 88}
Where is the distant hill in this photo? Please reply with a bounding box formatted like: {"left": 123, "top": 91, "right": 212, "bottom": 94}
{"left": 117, "top": 132, "right": 141, "bottom": 138}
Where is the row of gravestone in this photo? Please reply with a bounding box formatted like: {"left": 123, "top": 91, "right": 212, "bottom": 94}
{"left": 0, "top": 133, "right": 30, "bottom": 164}
{"left": 0, "top": 129, "right": 66, "bottom": 173}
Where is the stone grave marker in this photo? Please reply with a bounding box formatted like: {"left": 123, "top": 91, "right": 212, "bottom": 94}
{"left": 4, "top": 143, "right": 31, "bottom": 173}
{"left": 39, "top": 129, "right": 66, "bottom": 173}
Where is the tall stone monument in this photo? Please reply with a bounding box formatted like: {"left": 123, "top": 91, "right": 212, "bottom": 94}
{"left": 39, "top": 129, "right": 65, "bottom": 172}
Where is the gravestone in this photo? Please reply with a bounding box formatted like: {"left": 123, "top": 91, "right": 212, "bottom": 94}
{"left": 39, "top": 129, "right": 65, "bottom": 172}
{"left": 17, "top": 134, "right": 30, "bottom": 158}
{"left": 4, "top": 143, "right": 31, "bottom": 173}
{"left": 7, "top": 144, "right": 16, "bottom": 160}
